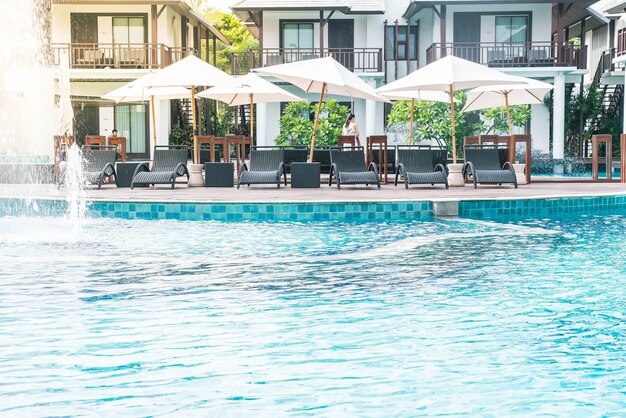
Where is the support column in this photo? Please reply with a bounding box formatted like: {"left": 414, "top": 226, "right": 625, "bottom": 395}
{"left": 257, "top": 102, "right": 268, "bottom": 146}
{"left": 623, "top": 70, "right": 626, "bottom": 134}
{"left": 553, "top": 72, "right": 565, "bottom": 172}
{"left": 151, "top": 5, "right": 157, "bottom": 68}
{"left": 440, "top": 5, "right": 447, "bottom": 57}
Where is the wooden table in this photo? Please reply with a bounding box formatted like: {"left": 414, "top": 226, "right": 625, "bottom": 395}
{"left": 366, "top": 135, "right": 388, "bottom": 184}
{"left": 592, "top": 134, "right": 612, "bottom": 180}
{"left": 509, "top": 135, "right": 531, "bottom": 184}
{"left": 197, "top": 135, "right": 244, "bottom": 173}
{"left": 108, "top": 137, "right": 127, "bottom": 162}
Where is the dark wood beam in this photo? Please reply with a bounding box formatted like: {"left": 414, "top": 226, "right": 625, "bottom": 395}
{"left": 181, "top": 15, "right": 187, "bottom": 48}
{"left": 157, "top": 5, "right": 166, "bottom": 18}
{"left": 440, "top": 5, "right": 447, "bottom": 56}
{"left": 151, "top": 5, "right": 157, "bottom": 67}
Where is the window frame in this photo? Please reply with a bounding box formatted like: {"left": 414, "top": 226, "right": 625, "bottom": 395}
{"left": 279, "top": 20, "right": 315, "bottom": 49}
{"left": 385, "top": 24, "right": 419, "bottom": 61}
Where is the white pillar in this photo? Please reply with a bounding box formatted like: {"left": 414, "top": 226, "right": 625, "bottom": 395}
{"left": 623, "top": 70, "right": 626, "bottom": 134}
{"left": 365, "top": 99, "right": 376, "bottom": 140}
{"left": 552, "top": 72, "right": 565, "bottom": 162}
{"left": 256, "top": 102, "right": 269, "bottom": 146}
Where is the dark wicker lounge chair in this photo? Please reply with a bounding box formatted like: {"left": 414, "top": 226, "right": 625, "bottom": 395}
{"left": 70, "top": 147, "right": 117, "bottom": 189}
{"left": 329, "top": 148, "right": 379, "bottom": 189}
{"left": 463, "top": 145, "right": 517, "bottom": 189}
{"left": 238, "top": 149, "right": 286, "bottom": 189}
{"left": 131, "top": 148, "right": 190, "bottom": 189}
{"left": 395, "top": 147, "right": 448, "bottom": 189}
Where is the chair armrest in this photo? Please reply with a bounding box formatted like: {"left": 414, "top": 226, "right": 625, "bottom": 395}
{"left": 434, "top": 163, "right": 446, "bottom": 173}
{"left": 239, "top": 162, "right": 249, "bottom": 176}
{"left": 174, "top": 162, "right": 189, "bottom": 176}
{"left": 368, "top": 162, "right": 379, "bottom": 175}
{"left": 463, "top": 161, "right": 474, "bottom": 177}
{"left": 502, "top": 161, "right": 515, "bottom": 171}
{"left": 397, "top": 163, "right": 405, "bottom": 176}
{"left": 132, "top": 162, "right": 150, "bottom": 179}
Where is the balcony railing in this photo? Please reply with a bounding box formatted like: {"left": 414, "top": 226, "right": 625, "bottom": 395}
{"left": 426, "top": 42, "right": 587, "bottom": 69}
{"left": 51, "top": 43, "right": 196, "bottom": 69}
{"left": 230, "top": 48, "right": 383, "bottom": 75}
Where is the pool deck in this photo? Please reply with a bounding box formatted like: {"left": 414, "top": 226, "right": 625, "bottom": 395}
{"left": 2, "top": 181, "right": 626, "bottom": 204}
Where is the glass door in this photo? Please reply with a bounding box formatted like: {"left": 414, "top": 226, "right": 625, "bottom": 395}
{"left": 113, "top": 17, "right": 145, "bottom": 67}
{"left": 495, "top": 16, "right": 529, "bottom": 61}
{"left": 115, "top": 104, "right": 148, "bottom": 159}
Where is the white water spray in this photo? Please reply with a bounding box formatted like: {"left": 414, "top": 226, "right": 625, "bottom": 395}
{"left": 63, "top": 144, "right": 88, "bottom": 224}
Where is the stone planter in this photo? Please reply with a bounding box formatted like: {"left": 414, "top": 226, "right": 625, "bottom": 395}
{"left": 447, "top": 163, "right": 466, "bottom": 187}
{"left": 187, "top": 163, "right": 204, "bottom": 187}
{"left": 513, "top": 163, "right": 527, "bottom": 185}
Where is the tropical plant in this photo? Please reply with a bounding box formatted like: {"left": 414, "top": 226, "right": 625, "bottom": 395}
{"left": 386, "top": 91, "right": 532, "bottom": 156}
{"left": 276, "top": 100, "right": 350, "bottom": 147}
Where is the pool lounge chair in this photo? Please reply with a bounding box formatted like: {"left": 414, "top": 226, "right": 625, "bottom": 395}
{"left": 238, "top": 149, "right": 286, "bottom": 189}
{"left": 395, "top": 147, "right": 448, "bottom": 189}
{"left": 463, "top": 145, "right": 517, "bottom": 189}
{"left": 329, "top": 148, "right": 380, "bottom": 189}
{"left": 61, "top": 147, "right": 117, "bottom": 190}
{"left": 131, "top": 148, "right": 190, "bottom": 189}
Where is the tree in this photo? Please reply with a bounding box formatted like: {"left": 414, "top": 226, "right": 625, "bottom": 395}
{"left": 276, "top": 100, "right": 350, "bottom": 147}
{"left": 386, "top": 92, "right": 532, "bottom": 156}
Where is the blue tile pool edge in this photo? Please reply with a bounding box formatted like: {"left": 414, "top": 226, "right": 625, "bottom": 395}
{"left": 0, "top": 198, "right": 433, "bottom": 222}
{"left": 2, "top": 194, "right": 626, "bottom": 222}
{"left": 458, "top": 194, "right": 626, "bottom": 219}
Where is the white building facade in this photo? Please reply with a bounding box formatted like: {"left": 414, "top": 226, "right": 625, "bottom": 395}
{"left": 51, "top": 0, "right": 229, "bottom": 159}
{"left": 233, "top": 0, "right": 607, "bottom": 160}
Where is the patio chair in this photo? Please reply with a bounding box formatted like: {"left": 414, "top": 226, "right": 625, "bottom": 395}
{"left": 395, "top": 147, "right": 448, "bottom": 189}
{"left": 329, "top": 148, "right": 380, "bottom": 189}
{"left": 83, "top": 148, "right": 117, "bottom": 189}
{"left": 238, "top": 149, "right": 286, "bottom": 189}
{"left": 463, "top": 145, "right": 517, "bottom": 189}
{"left": 131, "top": 148, "right": 190, "bottom": 189}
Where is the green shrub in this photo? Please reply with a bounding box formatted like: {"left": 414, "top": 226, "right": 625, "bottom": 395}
{"left": 276, "top": 100, "right": 350, "bottom": 147}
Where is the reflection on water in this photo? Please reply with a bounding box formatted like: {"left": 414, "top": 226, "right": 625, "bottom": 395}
{"left": 0, "top": 215, "right": 626, "bottom": 415}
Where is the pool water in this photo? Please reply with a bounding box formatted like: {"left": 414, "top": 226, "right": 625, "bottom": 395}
{"left": 1, "top": 212, "right": 626, "bottom": 415}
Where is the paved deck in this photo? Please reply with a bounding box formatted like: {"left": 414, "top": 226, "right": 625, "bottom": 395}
{"left": 2, "top": 181, "right": 626, "bottom": 203}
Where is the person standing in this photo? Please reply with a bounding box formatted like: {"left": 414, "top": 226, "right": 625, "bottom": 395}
{"left": 342, "top": 113, "right": 361, "bottom": 147}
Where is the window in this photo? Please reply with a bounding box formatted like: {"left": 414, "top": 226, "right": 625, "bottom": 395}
{"left": 115, "top": 104, "right": 147, "bottom": 155}
{"left": 113, "top": 17, "right": 145, "bottom": 44}
{"left": 386, "top": 25, "right": 418, "bottom": 61}
{"left": 282, "top": 23, "right": 314, "bottom": 49}
{"left": 495, "top": 16, "right": 528, "bottom": 45}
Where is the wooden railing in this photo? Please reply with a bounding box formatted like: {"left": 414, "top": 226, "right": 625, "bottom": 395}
{"left": 230, "top": 48, "right": 383, "bottom": 75}
{"left": 426, "top": 42, "right": 587, "bottom": 69}
{"left": 51, "top": 43, "right": 196, "bottom": 69}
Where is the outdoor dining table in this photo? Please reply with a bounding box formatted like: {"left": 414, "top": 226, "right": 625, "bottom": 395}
{"left": 197, "top": 135, "right": 245, "bottom": 173}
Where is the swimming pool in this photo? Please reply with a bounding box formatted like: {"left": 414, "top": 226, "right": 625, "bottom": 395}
{"left": 1, "top": 205, "right": 626, "bottom": 415}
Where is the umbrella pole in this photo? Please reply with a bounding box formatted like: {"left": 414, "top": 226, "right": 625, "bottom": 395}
{"left": 408, "top": 98, "right": 415, "bottom": 145}
{"left": 249, "top": 93, "right": 254, "bottom": 146}
{"left": 191, "top": 86, "right": 198, "bottom": 164}
{"left": 505, "top": 92, "right": 512, "bottom": 136}
{"left": 309, "top": 82, "right": 326, "bottom": 162}
{"left": 449, "top": 84, "right": 457, "bottom": 164}
{"left": 151, "top": 96, "right": 157, "bottom": 147}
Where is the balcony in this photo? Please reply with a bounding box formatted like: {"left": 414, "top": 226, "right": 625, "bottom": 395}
{"left": 51, "top": 43, "right": 196, "bottom": 70}
{"left": 426, "top": 42, "right": 587, "bottom": 69}
{"left": 230, "top": 48, "right": 383, "bottom": 75}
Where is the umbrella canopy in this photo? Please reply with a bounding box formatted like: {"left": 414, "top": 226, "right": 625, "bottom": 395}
{"left": 140, "top": 55, "right": 237, "bottom": 164}
{"left": 462, "top": 78, "right": 553, "bottom": 112}
{"left": 253, "top": 56, "right": 386, "bottom": 102}
{"left": 462, "top": 77, "right": 553, "bottom": 136}
{"left": 57, "top": 49, "right": 73, "bottom": 136}
{"left": 253, "top": 56, "right": 388, "bottom": 160}
{"left": 102, "top": 73, "right": 191, "bottom": 103}
{"left": 377, "top": 56, "right": 525, "bottom": 163}
{"left": 143, "top": 55, "right": 235, "bottom": 89}
{"left": 197, "top": 73, "right": 301, "bottom": 144}
{"left": 197, "top": 73, "right": 301, "bottom": 105}
{"left": 102, "top": 73, "right": 191, "bottom": 147}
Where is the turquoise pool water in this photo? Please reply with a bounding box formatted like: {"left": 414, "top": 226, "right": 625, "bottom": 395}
{"left": 1, "top": 209, "right": 626, "bottom": 415}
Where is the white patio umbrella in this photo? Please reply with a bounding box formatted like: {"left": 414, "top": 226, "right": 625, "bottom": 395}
{"left": 462, "top": 78, "right": 553, "bottom": 136}
{"left": 377, "top": 89, "right": 452, "bottom": 145}
{"left": 141, "top": 55, "right": 237, "bottom": 163}
{"left": 377, "top": 55, "right": 525, "bottom": 163}
{"left": 197, "top": 73, "right": 301, "bottom": 143}
{"left": 102, "top": 73, "right": 191, "bottom": 147}
{"left": 253, "top": 56, "right": 388, "bottom": 161}
{"left": 57, "top": 49, "right": 74, "bottom": 137}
